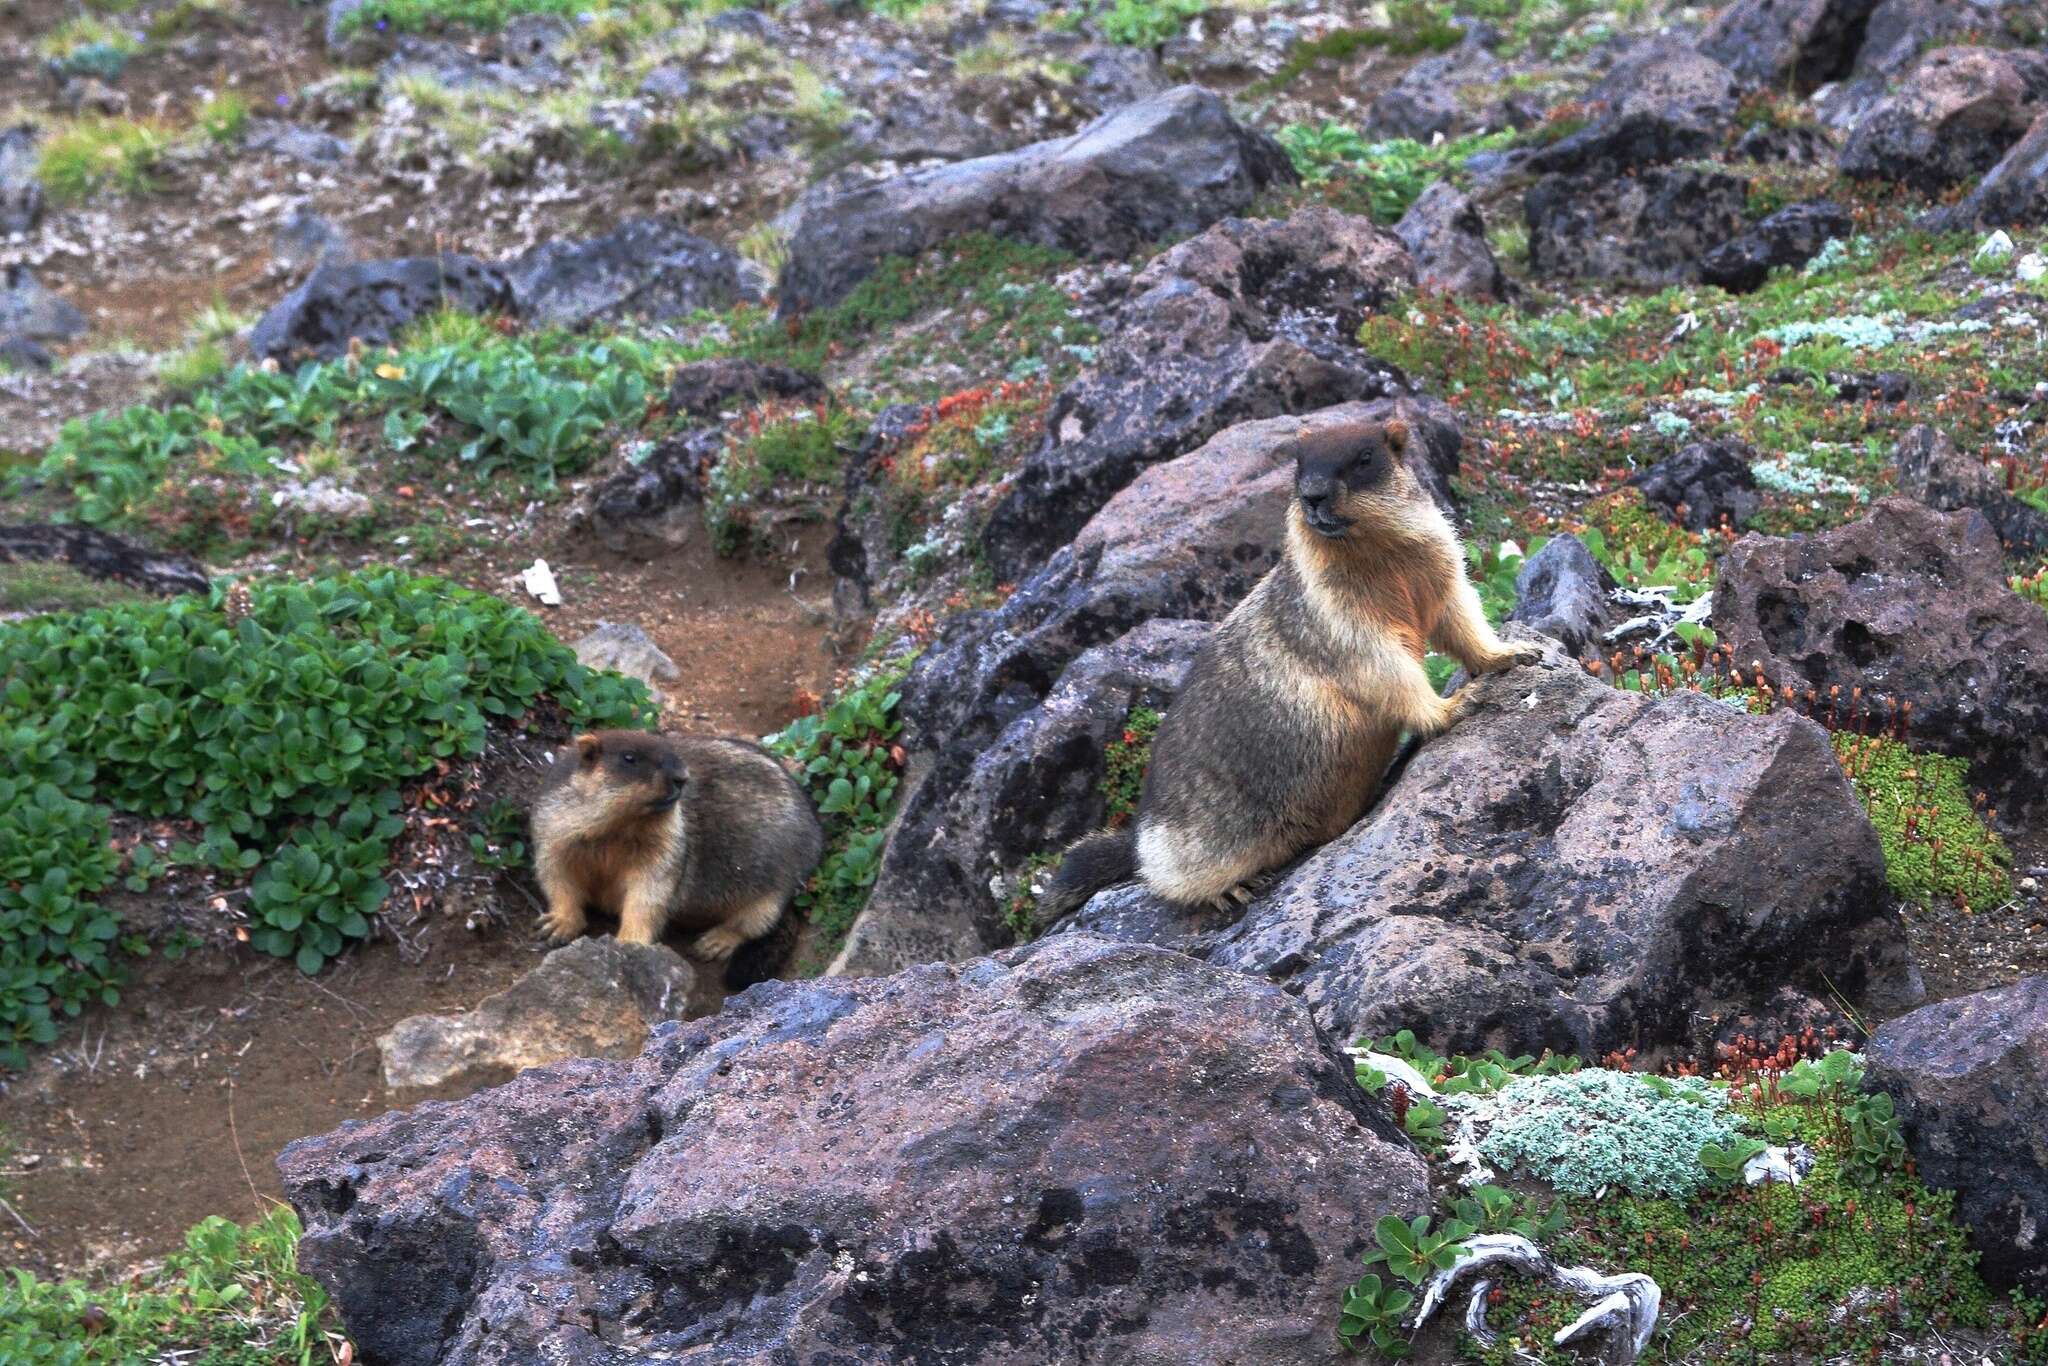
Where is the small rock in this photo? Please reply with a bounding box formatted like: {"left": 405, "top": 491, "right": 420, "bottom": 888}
{"left": 378, "top": 938, "right": 700, "bottom": 1092}
{"left": 0, "top": 264, "right": 88, "bottom": 346}
{"left": 272, "top": 203, "right": 352, "bottom": 271}
{"left": 1700, "top": 0, "right": 1884, "bottom": 92}
{"left": 1629, "top": 439, "right": 1764, "bottom": 533}
{"left": 0, "top": 124, "right": 41, "bottom": 238}
{"left": 1839, "top": 46, "right": 2048, "bottom": 194}
{"left": 249, "top": 254, "right": 514, "bottom": 363}
{"left": 572, "top": 622, "right": 679, "bottom": 691}
{"left": 1936, "top": 111, "right": 2048, "bottom": 230}
{"left": 505, "top": 218, "right": 766, "bottom": 331}
{"left": 245, "top": 119, "right": 350, "bottom": 165}
{"left": 1506, "top": 533, "right": 1617, "bottom": 658}
{"left": 269, "top": 479, "right": 373, "bottom": 521}
{"left": 1699, "top": 200, "right": 1854, "bottom": 293}
{"left": 1892, "top": 423, "right": 2048, "bottom": 554}
{"left": 1395, "top": 180, "right": 1510, "bottom": 300}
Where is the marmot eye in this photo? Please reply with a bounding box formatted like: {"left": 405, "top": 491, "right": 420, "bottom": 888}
{"left": 620, "top": 752, "right": 639, "bottom": 766}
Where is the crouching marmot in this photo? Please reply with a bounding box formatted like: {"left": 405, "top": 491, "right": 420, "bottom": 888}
{"left": 1040, "top": 415, "right": 1539, "bottom": 918}
{"left": 530, "top": 730, "right": 823, "bottom": 987}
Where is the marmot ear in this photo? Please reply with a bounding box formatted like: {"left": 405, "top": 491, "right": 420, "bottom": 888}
{"left": 1383, "top": 418, "right": 1410, "bottom": 453}
{"left": 574, "top": 733, "right": 602, "bottom": 764}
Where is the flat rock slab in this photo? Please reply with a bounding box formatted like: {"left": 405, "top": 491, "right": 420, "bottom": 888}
{"left": 1060, "top": 635, "right": 1914, "bottom": 1060}
{"left": 377, "top": 937, "right": 702, "bottom": 1092}
{"left": 1868, "top": 975, "right": 2048, "bottom": 1298}
{"left": 286, "top": 934, "right": 1429, "bottom": 1365}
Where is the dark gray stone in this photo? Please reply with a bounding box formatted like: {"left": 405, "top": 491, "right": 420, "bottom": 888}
{"left": 0, "top": 124, "right": 41, "bottom": 238}
{"left": 1893, "top": 423, "right": 2048, "bottom": 555}
{"left": 1527, "top": 166, "right": 1750, "bottom": 287}
{"left": 0, "top": 523, "right": 211, "bottom": 597}
{"left": 1395, "top": 181, "right": 1510, "bottom": 300}
{"left": 0, "top": 265, "right": 87, "bottom": 345}
{"left": 1629, "top": 439, "right": 1765, "bottom": 533}
{"left": 250, "top": 254, "right": 514, "bottom": 363}
{"left": 1840, "top": 47, "right": 2048, "bottom": 194}
{"left": 1700, "top": 200, "right": 1855, "bottom": 293}
{"left": 1700, "top": 0, "right": 1885, "bottom": 91}
{"left": 1507, "top": 534, "right": 1617, "bottom": 659}
{"left": 504, "top": 218, "right": 766, "bottom": 330}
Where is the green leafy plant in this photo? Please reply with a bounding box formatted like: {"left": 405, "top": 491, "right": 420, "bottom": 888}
{"left": 247, "top": 800, "right": 403, "bottom": 973}
{"left": 1337, "top": 1271, "right": 1415, "bottom": 1357}
{"left": 1362, "top": 1213, "right": 1474, "bottom": 1286}
{"left": 195, "top": 90, "right": 250, "bottom": 144}
{"left": 1450, "top": 1184, "right": 1566, "bottom": 1242}
{"left": 37, "top": 116, "right": 168, "bottom": 203}
{"left": 1843, "top": 1089, "right": 1906, "bottom": 1185}
{"left": 1274, "top": 127, "right": 1516, "bottom": 222}
{"left": 1101, "top": 705, "right": 1160, "bottom": 827}
{"left": 1699, "top": 1137, "right": 1770, "bottom": 1187}
{"left": 1833, "top": 733, "right": 2012, "bottom": 911}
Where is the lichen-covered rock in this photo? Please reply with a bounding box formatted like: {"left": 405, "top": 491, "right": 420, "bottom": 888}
{"left": 1054, "top": 634, "right": 1914, "bottom": 1060}
{"left": 1395, "top": 181, "right": 1511, "bottom": 300}
{"left": 249, "top": 254, "right": 515, "bottom": 363}
{"left": 1700, "top": 0, "right": 1884, "bottom": 92}
{"left": 837, "top": 399, "right": 1459, "bottom": 974}
{"left": 378, "top": 938, "right": 703, "bottom": 1092}
{"left": 1628, "top": 439, "right": 1764, "bottom": 533}
{"left": 282, "top": 934, "right": 1430, "bottom": 1365}
{"left": 1699, "top": 200, "right": 1854, "bottom": 293}
{"left": 1506, "top": 533, "right": 1616, "bottom": 659}
{"left": 1866, "top": 975, "right": 2048, "bottom": 1298}
{"left": 1839, "top": 47, "right": 2048, "bottom": 193}
{"left": 1526, "top": 167, "right": 1749, "bottom": 287}
{"left": 978, "top": 206, "right": 1413, "bottom": 580}
{"left": 504, "top": 217, "right": 767, "bottom": 329}
{"left": 1713, "top": 497, "right": 2048, "bottom": 817}
{"left": 1892, "top": 423, "right": 2048, "bottom": 555}
{"left": 777, "top": 86, "right": 1295, "bottom": 314}
{"left": 0, "top": 123, "right": 43, "bottom": 238}
{"left": 1935, "top": 111, "right": 2048, "bottom": 230}
{"left": 1522, "top": 39, "right": 1740, "bottom": 177}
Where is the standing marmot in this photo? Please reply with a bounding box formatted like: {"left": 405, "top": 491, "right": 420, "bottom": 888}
{"left": 530, "top": 730, "right": 823, "bottom": 987}
{"left": 1041, "top": 416, "right": 1539, "bottom": 918}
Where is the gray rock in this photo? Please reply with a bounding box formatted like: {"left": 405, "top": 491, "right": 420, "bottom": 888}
{"left": 1522, "top": 39, "right": 1741, "bottom": 176}
{"left": 1526, "top": 166, "right": 1750, "bottom": 287}
{"left": 284, "top": 934, "right": 1430, "bottom": 1365}
{"left": 1700, "top": 0, "right": 1884, "bottom": 91}
{"left": 0, "top": 124, "right": 41, "bottom": 238}
{"left": 1700, "top": 200, "right": 1855, "bottom": 293}
{"left": 245, "top": 119, "right": 350, "bottom": 165}
{"left": 707, "top": 7, "right": 783, "bottom": 43}
{"left": 777, "top": 85, "right": 1295, "bottom": 315}
{"left": 250, "top": 254, "right": 514, "bottom": 363}
{"left": 499, "top": 13, "right": 571, "bottom": 67}
{"left": 1367, "top": 44, "right": 1524, "bottom": 141}
{"left": 1507, "top": 533, "right": 1617, "bottom": 659}
{"left": 571, "top": 621, "right": 680, "bottom": 691}
{"left": 845, "top": 89, "right": 1011, "bottom": 163}
{"left": 378, "top": 937, "right": 701, "bottom": 1093}
{"left": 1713, "top": 497, "right": 2048, "bottom": 817}
{"left": 1867, "top": 975, "right": 2048, "bottom": 1299}
{"left": 504, "top": 217, "right": 766, "bottom": 330}
{"left": 1840, "top": 46, "right": 2048, "bottom": 193}
{"left": 378, "top": 37, "right": 549, "bottom": 94}
{"left": 0, "top": 523, "right": 210, "bottom": 597}
{"left": 977, "top": 206, "right": 1414, "bottom": 582}
{"left": 323, "top": 0, "right": 365, "bottom": 51}
{"left": 0, "top": 265, "right": 88, "bottom": 345}
{"left": 1057, "top": 634, "right": 1915, "bottom": 1060}
{"left": 1933, "top": 110, "right": 2048, "bottom": 230}
{"left": 835, "top": 399, "right": 1461, "bottom": 974}
{"left": 269, "top": 478, "right": 373, "bottom": 521}
{"left": 1069, "top": 44, "right": 1171, "bottom": 116}
{"left": 1892, "top": 423, "right": 2048, "bottom": 555}
{"left": 272, "top": 203, "right": 352, "bottom": 271}
{"left": 1629, "top": 438, "right": 1765, "bottom": 533}
{"left": 635, "top": 64, "right": 694, "bottom": 103}
{"left": 1853, "top": 0, "right": 2038, "bottom": 80}
{"left": 1395, "top": 180, "right": 1510, "bottom": 300}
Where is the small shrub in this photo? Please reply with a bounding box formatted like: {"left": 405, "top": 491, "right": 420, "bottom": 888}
{"left": 1275, "top": 127, "right": 1515, "bottom": 223}
{"left": 195, "top": 90, "right": 251, "bottom": 144}
{"left": 1337, "top": 1271, "right": 1416, "bottom": 1357}
{"left": 706, "top": 401, "right": 867, "bottom": 556}
{"left": 1100, "top": 706, "right": 1160, "bottom": 827}
{"left": 37, "top": 116, "right": 168, "bottom": 203}
{"left": 1449, "top": 1068, "right": 1744, "bottom": 1199}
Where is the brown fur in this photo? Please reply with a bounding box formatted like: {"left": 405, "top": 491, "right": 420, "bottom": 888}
{"left": 1040, "top": 413, "right": 1538, "bottom": 919}
{"left": 529, "top": 730, "right": 823, "bottom": 982}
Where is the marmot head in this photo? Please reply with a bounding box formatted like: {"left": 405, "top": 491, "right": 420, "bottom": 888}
{"left": 571, "top": 730, "right": 685, "bottom": 815}
{"left": 1289, "top": 418, "right": 1422, "bottom": 540}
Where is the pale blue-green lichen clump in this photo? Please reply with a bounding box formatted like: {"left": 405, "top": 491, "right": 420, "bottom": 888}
{"left": 1451, "top": 1070, "right": 1742, "bottom": 1199}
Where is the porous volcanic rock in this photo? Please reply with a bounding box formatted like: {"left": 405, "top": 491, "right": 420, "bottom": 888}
{"left": 1853, "top": 0, "right": 2039, "bottom": 80}
{"left": 1699, "top": 200, "right": 1855, "bottom": 293}
{"left": 505, "top": 217, "right": 767, "bottom": 329}
{"left": 1867, "top": 975, "right": 2048, "bottom": 1298}
{"left": 1395, "top": 181, "right": 1511, "bottom": 300}
{"left": 0, "top": 523, "right": 211, "bottom": 597}
{"left": 1712, "top": 497, "right": 2048, "bottom": 817}
{"left": 978, "top": 206, "right": 1413, "bottom": 580}
{"left": 1506, "top": 533, "right": 1617, "bottom": 659}
{"left": 1700, "top": 0, "right": 1884, "bottom": 92}
{"left": 1054, "top": 633, "right": 1913, "bottom": 1060}
{"left": 1522, "top": 39, "right": 1741, "bottom": 176}
{"left": 1935, "top": 111, "right": 2048, "bottom": 230}
{"left": 378, "top": 938, "right": 703, "bottom": 1092}
{"left": 282, "top": 934, "right": 1430, "bottom": 1365}
{"left": 1628, "top": 439, "right": 1764, "bottom": 533}
{"left": 1526, "top": 167, "right": 1749, "bottom": 287}
{"left": 1892, "top": 423, "right": 2048, "bottom": 555}
{"left": 777, "top": 85, "right": 1295, "bottom": 315}
{"left": 250, "top": 254, "right": 515, "bottom": 363}
{"left": 1839, "top": 47, "right": 2048, "bottom": 193}
{"left": 836, "top": 399, "right": 1460, "bottom": 974}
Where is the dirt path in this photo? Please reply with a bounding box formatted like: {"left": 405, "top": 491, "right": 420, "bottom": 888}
{"left": 0, "top": 523, "right": 843, "bottom": 1278}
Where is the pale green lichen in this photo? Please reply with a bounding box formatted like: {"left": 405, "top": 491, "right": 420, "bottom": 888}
{"left": 1447, "top": 1069, "right": 1742, "bottom": 1200}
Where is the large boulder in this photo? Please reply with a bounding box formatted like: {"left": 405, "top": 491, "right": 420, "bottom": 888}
{"left": 1700, "top": 0, "right": 1885, "bottom": 91}
{"left": 836, "top": 399, "right": 1461, "bottom": 974}
{"left": 1395, "top": 181, "right": 1510, "bottom": 300}
{"left": 1892, "top": 423, "right": 2048, "bottom": 555}
{"left": 281, "top": 934, "right": 1431, "bottom": 1366}
{"left": 777, "top": 86, "right": 1296, "bottom": 315}
{"left": 1628, "top": 438, "right": 1764, "bottom": 533}
{"left": 0, "top": 124, "right": 40, "bottom": 237}
{"left": 1522, "top": 39, "right": 1741, "bottom": 177}
{"left": 1934, "top": 111, "right": 2048, "bottom": 230}
{"left": 1713, "top": 497, "right": 2048, "bottom": 817}
{"left": 1866, "top": 975, "right": 2048, "bottom": 1298}
{"left": 1367, "top": 43, "right": 1529, "bottom": 141}
{"left": 249, "top": 255, "right": 515, "bottom": 363}
{"left": 1526, "top": 167, "right": 1750, "bottom": 287}
{"left": 378, "top": 938, "right": 703, "bottom": 1093}
{"left": 504, "top": 217, "right": 767, "bottom": 330}
{"left": 1056, "top": 634, "right": 1913, "bottom": 1060}
{"left": 1853, "top": 0, "right": 2041, "bottom": 80}
{"left": 1839, "top": 47, "right": 2048, "bottom": 193}
{"left": 978, "top": 207, "right": 1413, "bottom": 581}
{"left": 1699, "top": 200, "right": 1855, "bottom": 293}
{"left": 1506, "top": 533, "right": 1617, "bottom": 659}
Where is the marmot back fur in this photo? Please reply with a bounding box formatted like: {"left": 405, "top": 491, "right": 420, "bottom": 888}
{"left": 1041, "top": 415, "right": 1538, "bottom": 918}
{"left": 530, "top": 729, "right": 823, "bottom": 988}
